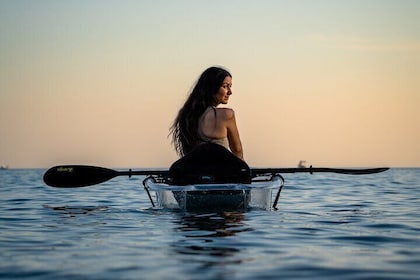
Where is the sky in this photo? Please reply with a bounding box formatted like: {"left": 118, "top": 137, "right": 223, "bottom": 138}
{"left": 0, "top": 0, "right": 419, "bottom": 169}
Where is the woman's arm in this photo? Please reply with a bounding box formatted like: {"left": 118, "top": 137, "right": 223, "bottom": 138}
{"left": 224, "top": 109, "right": 244, "bottom": 160}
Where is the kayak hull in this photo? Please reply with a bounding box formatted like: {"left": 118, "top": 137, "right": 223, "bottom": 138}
{"left": 143, "top": 175, "right": 284, "bottom": 211}
{"left": 142, "top": 143, "right": 284, "bottom": 211}
{"left": 175, "top": 190, "right": 250, "bottom": 211}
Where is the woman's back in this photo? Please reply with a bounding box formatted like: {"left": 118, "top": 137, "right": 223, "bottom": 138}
{"left": 199, "top": 107, "right": 228, "bottom": 138}
{"left": 198, "top": 107, "right": 229, "bottom": 149}
{"left": 199, "top": 106, "right": 242, "bottom": 159}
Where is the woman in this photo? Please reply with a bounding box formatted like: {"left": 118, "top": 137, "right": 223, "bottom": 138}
{"left": 170, "top": 66, "right": 244, "bottom": 160}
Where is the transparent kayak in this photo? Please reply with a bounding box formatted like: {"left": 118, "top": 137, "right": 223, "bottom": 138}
{"left": 142, "top": 174, "right": 284, "bottom": 211}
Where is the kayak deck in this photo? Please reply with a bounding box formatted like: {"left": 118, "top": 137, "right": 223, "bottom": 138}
{"left": 143, "top": 175, "right": 284, "bottom": 211}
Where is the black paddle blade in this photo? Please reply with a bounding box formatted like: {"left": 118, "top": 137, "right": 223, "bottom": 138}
{"left": 43, "top": 165, "right": 119, "bottom": 188}
{"left": 325, "top": 167, "right": 390, "bottom": 175}
{"left": 251, "top": 167, "right": 390, "bottom": 177}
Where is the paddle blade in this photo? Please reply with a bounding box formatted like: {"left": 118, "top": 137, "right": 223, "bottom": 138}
{"left": 251, "top": 167, "right": 390, "bottom": 177}
{"left": 43, "top": 165, "right": 119, "bottom": 187}
{"left": 328, "top": 167, "right": 390, "bottom": 175}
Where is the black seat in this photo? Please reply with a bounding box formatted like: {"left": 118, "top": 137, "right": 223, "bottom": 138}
{"left": 168, "top": 143, "right": 251, "bottom": 185}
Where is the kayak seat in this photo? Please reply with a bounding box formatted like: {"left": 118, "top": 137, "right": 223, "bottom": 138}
{"left": 167, "top": 143, "right": 251, "bottom": 185}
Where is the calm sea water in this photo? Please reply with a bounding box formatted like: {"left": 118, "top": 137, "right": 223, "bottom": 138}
{"left": 0, "top": 168, "right": 419, "bottom": 279}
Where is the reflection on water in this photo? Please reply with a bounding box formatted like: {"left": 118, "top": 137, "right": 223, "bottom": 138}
{"left": 43, "top": 204, "right": 109, "bottom": 216}
{"left": 175, "top": 212, "right": 250, "bottom": 237}
{"left": 171, "top": 212, "right": 253, "bottom": 268}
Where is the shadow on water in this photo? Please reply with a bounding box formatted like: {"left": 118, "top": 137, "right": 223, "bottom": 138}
{"left": 170, "top": 211, "right": 253, "bottom": 270}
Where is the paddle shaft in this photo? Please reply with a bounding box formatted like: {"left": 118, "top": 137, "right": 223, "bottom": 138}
{"left": 43, "top": 165, "right": 389, "bottom": 188}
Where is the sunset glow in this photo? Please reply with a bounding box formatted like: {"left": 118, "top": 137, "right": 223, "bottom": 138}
{"left": 1, "top": 0, "right": 419, "bottom": 168}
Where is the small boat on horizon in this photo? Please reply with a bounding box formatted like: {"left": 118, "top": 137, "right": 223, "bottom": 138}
{"left": 298, "top": 160, "right": 307, "bottom": 168}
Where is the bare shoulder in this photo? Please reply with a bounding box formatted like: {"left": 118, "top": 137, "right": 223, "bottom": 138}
{"left": 216, "top": 107, "right": 235, "bottom": 120}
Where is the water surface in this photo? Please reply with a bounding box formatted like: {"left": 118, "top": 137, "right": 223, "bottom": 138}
{"left": 1, "top": 168, "right": 419, "bottom": 279}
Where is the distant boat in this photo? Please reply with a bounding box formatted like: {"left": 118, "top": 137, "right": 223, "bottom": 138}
{"left": 0, "top": 165, "right": 9, "bottom": 170}
{"left": 297, "top": 160, "right": 306, "bottom": 168}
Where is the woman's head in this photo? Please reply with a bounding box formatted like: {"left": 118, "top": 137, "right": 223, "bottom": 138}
{"left": 192, "top": 66, "right": 232, "bottom": 106}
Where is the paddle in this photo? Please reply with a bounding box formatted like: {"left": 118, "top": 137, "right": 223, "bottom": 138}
{"left": 43, "top": 165, "right": 389, "bottom": 188}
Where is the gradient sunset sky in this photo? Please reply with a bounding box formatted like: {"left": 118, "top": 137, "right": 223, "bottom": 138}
{"left": 1, "top": 0, "right": 419, "bottom": 168}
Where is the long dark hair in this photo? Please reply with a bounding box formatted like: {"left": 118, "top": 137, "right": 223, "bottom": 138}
{"left": 170, "top": 66, "right": 232, "bottom": 156}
